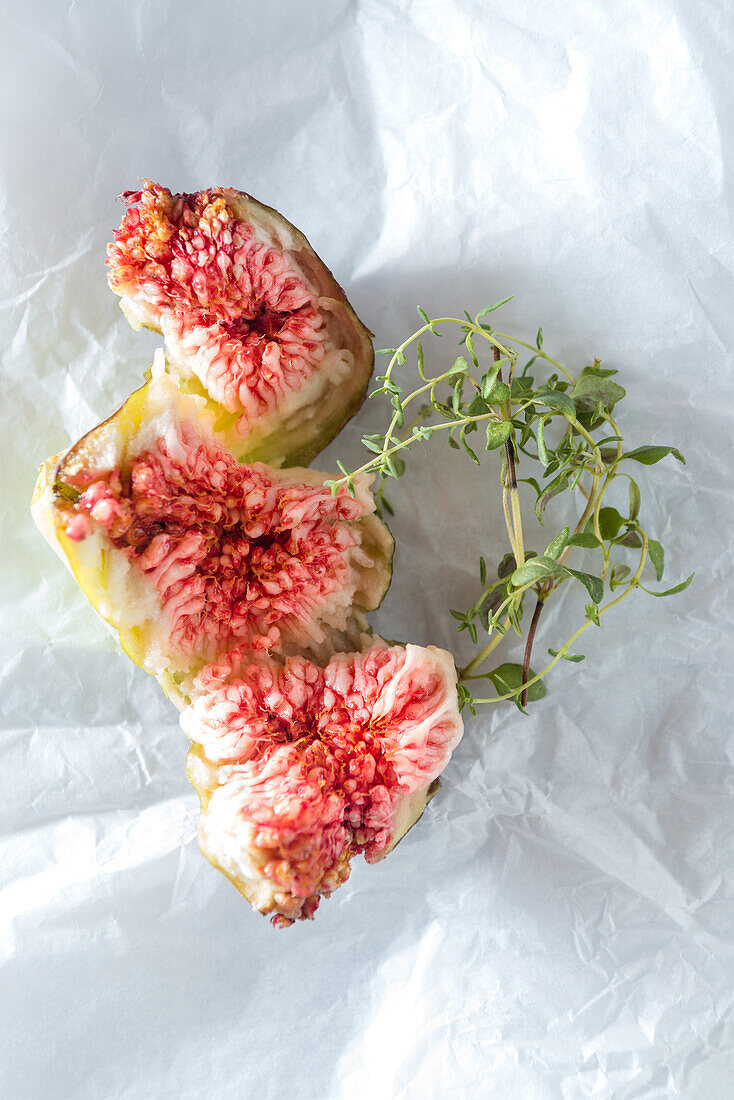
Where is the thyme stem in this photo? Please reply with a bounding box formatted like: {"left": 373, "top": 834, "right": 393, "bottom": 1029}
{"left": 495, "top": 345, "right": 525, "bottom": 568}
{"left": 329, "top": 304, "right": 690, "bottom": 714}
{"left": 470, "top": 532, "right": 650, "bottom": 704}
{"left": 521, "top": 598, "right": 544, "bottom": 707}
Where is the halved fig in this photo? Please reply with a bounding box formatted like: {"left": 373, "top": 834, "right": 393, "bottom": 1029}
{"left": 183, "top": 642, "right": 463, "bottom": 925}
{"left": 107, "top": 181, "right": 374, "bottom": 467}
{"left": 31, "top": 363, "right": 393, "bottom": 706}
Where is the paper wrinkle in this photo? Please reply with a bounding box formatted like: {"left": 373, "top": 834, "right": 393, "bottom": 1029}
{"left": 3, "top": 0, "right": 734, "bottom": 1097}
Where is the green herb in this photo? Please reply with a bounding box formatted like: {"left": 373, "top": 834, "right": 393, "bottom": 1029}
{"left": 329, "top": 303, "right": 692, "bottom": 712}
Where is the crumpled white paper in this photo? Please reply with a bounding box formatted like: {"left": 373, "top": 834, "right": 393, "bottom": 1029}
{"left": 2, "top": 1, "right": 733, "bottom": 1097}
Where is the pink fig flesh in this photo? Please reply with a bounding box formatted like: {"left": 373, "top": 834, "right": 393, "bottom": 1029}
{"left": 184, "top": 644, "right": 463, "bottom": 925}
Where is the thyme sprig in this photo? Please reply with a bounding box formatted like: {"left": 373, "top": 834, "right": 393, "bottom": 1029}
{"left": 325, "top": 302, "right": 693, "bottom": 714}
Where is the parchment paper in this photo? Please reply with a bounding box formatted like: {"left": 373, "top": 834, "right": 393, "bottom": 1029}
{"left": 2, "top": 2, "right": 733, "bottom": 1097}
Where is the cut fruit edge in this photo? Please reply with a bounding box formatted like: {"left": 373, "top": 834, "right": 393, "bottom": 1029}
{"left": 107, "top": 182, "right": 375, "bottom": 468}
{"left": 183, "top": 642, "right": 464, "bottom": 925}
{"left": 31, "top": 361, "right": 393, "bottom": 710}
{"left": 32, "top": 181, "right": 470, "bottom": 925}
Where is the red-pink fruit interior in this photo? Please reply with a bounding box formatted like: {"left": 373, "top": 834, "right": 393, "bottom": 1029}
{"left": 61, "top": 425, "right": 367, "bottom": 661}
{"left": 107, "top": 181, "right": 326, "bottom": 430}
{"left": 188, "top": 646, "right": 460, "bottom": 924}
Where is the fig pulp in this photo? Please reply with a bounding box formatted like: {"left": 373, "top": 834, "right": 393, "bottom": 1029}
{"left": 31, "top": 182, "right": 467, "bottom": 928}
{"left": 184, "top": 643, "right": 464, "bottom": 925}
{"left": 32, "top": 366, "right": 393, "bottom": 706}
{"left": 108, "top": 182, "right": 374, "bottom": 466}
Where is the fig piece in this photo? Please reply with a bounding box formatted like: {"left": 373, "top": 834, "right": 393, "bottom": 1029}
{"left": 183, "top": 642, "right": 463, "bottom": 925}
{"left": 107, "top": 181, "right": 374, "bottom": 467}
{"left": 31, "top": 363, "right": 393, "bottom": 706}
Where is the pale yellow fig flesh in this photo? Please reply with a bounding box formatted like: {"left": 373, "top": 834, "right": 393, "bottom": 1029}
{"left": 31, "top": 364, "right": 393, "bottom": 709}
{"left": 107, "top": 182, "right": 375, "bottom": 468}
{"left": 182, "top": 643, "right": 462, "bottom": 925}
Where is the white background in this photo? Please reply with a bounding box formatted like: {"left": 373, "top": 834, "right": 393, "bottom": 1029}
{"left": 2, "top": 2, "right": 733, "bottom": 1097}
